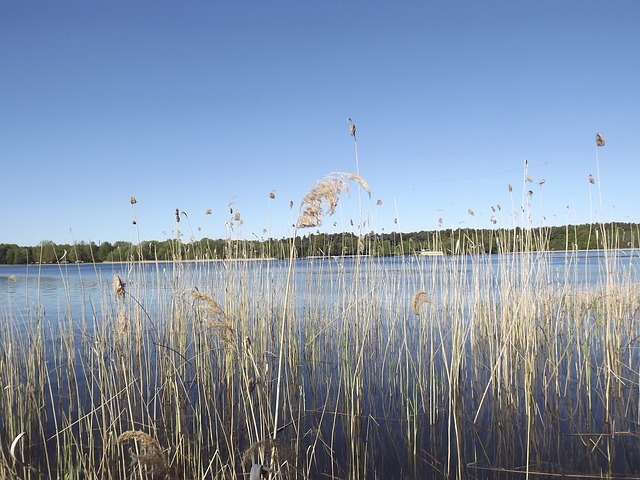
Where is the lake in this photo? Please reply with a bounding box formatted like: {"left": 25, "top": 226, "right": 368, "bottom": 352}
{"left": 0, "top": 251, "right": 639, "bottom": 478}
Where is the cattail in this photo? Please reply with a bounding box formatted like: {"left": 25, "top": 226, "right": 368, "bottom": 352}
{"left": 508, "top": 184, "right": 513, "bottom": 192}
{"left": 528, "top": 190, "right": 533, "bottom": 198}
{"left": 234, "top": 212, "right": 241, "bottom": 222}
{"left": 130, "top": 195, "right": 137, "bottom": 205}
{"left": 437, "top": 217, "right": 443, "bottom": 227}
{"left": 588, "top": 174, "right": 595, "bottom": 184}
{"left": 269, "top": 190, "right": 276, "bottom": 200}
{"left": 297, "top": 172, "right": 370, "bottom": 228}
{"left": 175, "top": 208, "right": 180, "bottom": 223}
{"left": 113, "top": 274, "right": 125, "bottom": 299}
{"left": 117, "top": 431, "right": 169, "bottom": 475}
{"left": 411, "top": 291, "right": 429, "bottom": 315}
{"left": 206, "top": 208, "right": 212, "bottom": 215}
{"left": 376, "top": 199, "right": 383, "bottom": 206}
{"left": 596, "top": 132, "right": 605, "bottom": 147}
{"left": 350, "top": 123, "right": 356, "bottom": 137}
{"left": 468, "top": 209, "right": 474, "bottom": 216}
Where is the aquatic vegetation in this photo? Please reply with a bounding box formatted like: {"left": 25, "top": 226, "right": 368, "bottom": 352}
{"left": 0, "top": 135, "right": 639, "bottom": 478}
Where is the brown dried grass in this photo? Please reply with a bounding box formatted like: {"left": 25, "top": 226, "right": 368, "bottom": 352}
{"left": 191, "top": 290, "right": 236, "bottom": 344}
{"left": 297, "top": 172, "right": 370, "bottom": 228}
{"left": 411, "top": 290, "right": 429, "bottom": 315}
{"left": 117, "top": 430, "right": 169, "bottom": 476}
{"left": 113, "top": 274, "right": 125, "bottom": 300}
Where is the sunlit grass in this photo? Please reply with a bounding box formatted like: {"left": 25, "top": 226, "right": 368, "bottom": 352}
{"left": 1, "top": 153, "right": 640, "bottom": 478}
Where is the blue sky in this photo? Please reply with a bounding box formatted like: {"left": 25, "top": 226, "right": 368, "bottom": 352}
{"left": 2, "top": 2, "right": 639, "bottom": 246}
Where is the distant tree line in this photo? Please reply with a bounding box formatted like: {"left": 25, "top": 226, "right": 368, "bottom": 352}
{"left": 0, "top": 222, "right": 638, "bottom": 265}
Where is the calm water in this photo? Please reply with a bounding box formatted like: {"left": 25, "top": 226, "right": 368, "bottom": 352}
{"left": 1, "top": 251, "right": 638, "bottom": 325}
{"left": 1, "top": 251, "right": 639, "bottom": 478}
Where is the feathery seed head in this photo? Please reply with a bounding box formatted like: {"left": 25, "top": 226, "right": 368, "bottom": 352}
{"left": 113, "top": 275, "right": 125, "bottom": 299}
{"left": 297, "top": 172, "right": 370, "bottom": 229}
{"left": 117, "top": 431, "right": 168, "bottom": 475}
{"left": 412, "top": 291, "right": 429, "bottom": 315}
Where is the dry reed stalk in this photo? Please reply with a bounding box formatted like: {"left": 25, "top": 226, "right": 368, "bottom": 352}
{"left": 297, "top": 172, "right": 370, "bottom": 228}
{"left": 411, "top": 291, "right": 429, "bottom": 315}
{"left": 117, "top": 430, "right": 169, "bottom": 476}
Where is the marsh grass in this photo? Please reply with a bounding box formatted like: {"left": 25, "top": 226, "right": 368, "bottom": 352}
{"left": 1, "top": 169, "right": 640, "bottom": 479}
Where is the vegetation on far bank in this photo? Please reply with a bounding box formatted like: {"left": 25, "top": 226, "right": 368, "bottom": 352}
{"left": 1, "top": 222, "right": 638, "bottom": 265}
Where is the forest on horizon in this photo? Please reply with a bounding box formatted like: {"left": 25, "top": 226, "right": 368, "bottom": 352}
{"left": 0, "top": 222, "right": 638, "bottom": 265}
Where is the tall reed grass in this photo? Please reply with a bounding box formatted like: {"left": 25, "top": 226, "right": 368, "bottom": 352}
{"left": 1, "top": 134, "right": 639, "bottom": 479}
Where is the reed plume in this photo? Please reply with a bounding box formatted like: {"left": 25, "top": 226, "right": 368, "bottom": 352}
{"left": 297, "top": 172, "right": 370, "bottom": 228}
{"left": 117, "top": 430, "right": 169, "bottom": 476}
{"left": 191, "top": 289, "right": 236, "bottom": 344}
{"left": 411, "top": 290, "right": 429, "bottom": 315}
{"left": 113, "top": 274, "right": 125, "bottom": 300}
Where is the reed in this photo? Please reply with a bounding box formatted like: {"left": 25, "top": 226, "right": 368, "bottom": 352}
{"left": 1, "top": 137, "right": 639, "bottom": 479}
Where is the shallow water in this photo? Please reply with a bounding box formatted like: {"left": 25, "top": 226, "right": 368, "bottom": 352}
{"left": 0, "top": 251, "right": 639, "bottom": 478}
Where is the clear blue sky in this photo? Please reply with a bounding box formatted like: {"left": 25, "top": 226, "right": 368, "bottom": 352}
{"left": 2, "top": 2, "right": 639, "bottom": 246}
